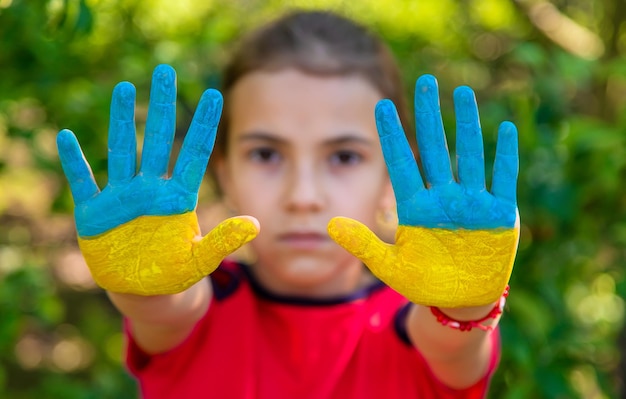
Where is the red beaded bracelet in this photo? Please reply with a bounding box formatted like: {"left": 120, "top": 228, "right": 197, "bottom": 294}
{"left": 430, "top": 285, "right": 510, "bottom": 332}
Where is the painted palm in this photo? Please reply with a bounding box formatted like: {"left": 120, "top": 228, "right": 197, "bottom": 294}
{"left": 329, "top": 75, "right": 519, "bottom": 308}
{"left": 57, "top": 65, "right": 258, "bottom": 296}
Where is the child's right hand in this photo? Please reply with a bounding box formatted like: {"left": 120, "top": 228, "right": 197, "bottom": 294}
{"left": 57, "top": 64, "right": 258, "bottom": 296}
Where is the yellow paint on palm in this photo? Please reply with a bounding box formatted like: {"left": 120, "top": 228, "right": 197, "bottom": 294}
{"left": 328, "top": 217, "right": 519, "bottom": 308}
{"left": 78, "top": 212, "right": 258, "bottom": 296}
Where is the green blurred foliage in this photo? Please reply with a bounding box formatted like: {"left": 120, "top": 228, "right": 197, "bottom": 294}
{"left": 1, "top": 0, "right": 625, "bottom": 397}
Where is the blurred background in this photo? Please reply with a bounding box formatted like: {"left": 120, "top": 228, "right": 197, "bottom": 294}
{"left": 1, "top": 0, "right": 626, "bottom": 397}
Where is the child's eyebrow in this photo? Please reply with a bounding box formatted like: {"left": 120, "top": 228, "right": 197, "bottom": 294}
{"left": 323, "top": 135, "right": 374, "bottom": 147}
{"left": 236, "top": 132, "right": 286, "bottom": 145}
{"left": 235, "top": 131, "right": 374, "bottom": 147}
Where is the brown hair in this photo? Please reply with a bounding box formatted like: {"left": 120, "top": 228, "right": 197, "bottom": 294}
{"left": 212, "top": 9, "right": 413, "bottom": 164}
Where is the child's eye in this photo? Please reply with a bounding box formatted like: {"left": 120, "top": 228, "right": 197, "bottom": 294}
{"left": 330, "top": 150, "right": 362, "bottom": 166}
{"left": 249, "top": 147, "right": 281, "bottom": 164}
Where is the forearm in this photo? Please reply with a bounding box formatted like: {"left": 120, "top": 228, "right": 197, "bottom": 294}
{"left": 108, "top": 277, "right": 213, "bottom": 354}
{"left": 406, "top": 303, "right": 498, "bottom": 389}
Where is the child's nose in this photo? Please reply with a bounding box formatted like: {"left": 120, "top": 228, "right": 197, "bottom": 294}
{"left": 284, "top": 163, "right": 325, "bottom": 212}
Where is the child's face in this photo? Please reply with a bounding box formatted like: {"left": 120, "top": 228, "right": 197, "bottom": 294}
{"left": 217, "top": 69, "right": 395, "bottom": 297}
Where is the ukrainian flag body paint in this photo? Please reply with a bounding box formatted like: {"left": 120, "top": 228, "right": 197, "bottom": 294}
{"left": 329, "top": 219, "right": 518, "bottom": 308}
{"left": 329, "top": 75, "right": 520, "bottom": 308}
{"left": 78, "top": 212, "right": 258, "bottom": 295}
{"left": 58, "top": 65, "right": 258, "bottom": 296}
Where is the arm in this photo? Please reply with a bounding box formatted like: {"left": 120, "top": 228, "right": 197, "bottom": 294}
{"left": 406, "top": 303, "right": 498, "bottom": 388}
{"left": 57, "top": 65, "right": 258, "bottom": 354}
{"left": 108, "top": 280, "right": 212, "bottom": 354}
{"left": 404, "top": 76, "right": 516, "bottom": 388}
{"left": 328, "top": 74, "right": 518, "bottom": 388}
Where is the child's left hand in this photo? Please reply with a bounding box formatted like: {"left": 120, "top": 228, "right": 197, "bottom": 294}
{"left": 328, "top": 75, "right": 519, "bottom": 308}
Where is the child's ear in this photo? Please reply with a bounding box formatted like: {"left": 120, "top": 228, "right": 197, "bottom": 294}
{"left": 376, "top": 178, "right": 398, "bottom": 241}
{"left": 215, "top": 158, "right": 237, "bottom": 212}
{"left": 379, "top": 178, "right": 396, "bottom": 214}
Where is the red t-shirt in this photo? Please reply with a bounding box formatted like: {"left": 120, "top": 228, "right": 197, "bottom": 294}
{"left": 125, "top": 261, "right": 500, "bottom": 398}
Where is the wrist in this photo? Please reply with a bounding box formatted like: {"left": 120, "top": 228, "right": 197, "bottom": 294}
{"left": 437, "top": 303, "right": 497, "bottom": 321}
{"left": 430, "top": 285, "right": 509, "bottom": 332}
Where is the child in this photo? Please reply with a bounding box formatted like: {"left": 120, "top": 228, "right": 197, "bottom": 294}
{"left": 56, "top": 10, "right": 519, "bottom": 399}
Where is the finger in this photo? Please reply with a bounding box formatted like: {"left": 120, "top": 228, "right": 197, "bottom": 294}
{"left": 172, "top": 89, "right": 223, "bottom": 194}
{"left": 108, "top": 82, "right": 137, "bottom": 185}
{"left": 414, "top": 75, "right": 453, "bottom": 186}
{"left": 140, "top": 64, "right": 177, "bottom": 177}
{"left": 375, "top": 99, "right": 424, "bottom": 203}
{"left": 196, "top": 216, "right": 260, "bottom": 272}
{"left": 57, "top": 129, "right": 100, "bottom": 204}
{"left": 327, "top": 216, "right": 393, "bottom": 270}
{"left": 491, "top": 121, "right": 519, "bottom": 205}
{"left": 454, "top": 86, "right": 485, "bottom": 190}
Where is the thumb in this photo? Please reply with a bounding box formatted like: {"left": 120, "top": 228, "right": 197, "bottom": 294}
{"left": 194, "top": 216, "right": 259, "bottom": 274}
{"left": 327, "top": 216, "right": 395, "bottom": 272}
